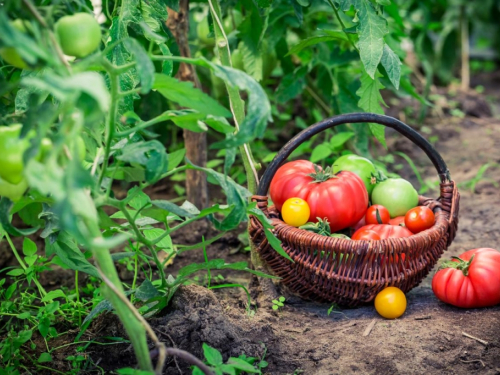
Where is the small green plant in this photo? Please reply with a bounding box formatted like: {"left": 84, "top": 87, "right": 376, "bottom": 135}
{"left": 192, "top": 343, "right": 268, "bottom": 375}
{"left": 272, "top": 296, "right": 286, "bottom": 311}
{"left": 458, "top": 163, "right": 499, "bottom": 193}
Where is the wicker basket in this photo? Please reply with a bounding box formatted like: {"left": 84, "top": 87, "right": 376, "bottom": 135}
{"left": 249, "top": 113, "right": 460, "bottom": 307}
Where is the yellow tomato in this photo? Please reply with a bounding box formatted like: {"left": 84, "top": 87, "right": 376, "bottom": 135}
{"left": 281, "top": 197, "right": 310, "bottom": 227}
{"left": 374, "top": 286, "right": 407, "bottom": 319}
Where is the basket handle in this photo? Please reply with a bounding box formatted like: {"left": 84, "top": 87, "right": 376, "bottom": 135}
{"left": 257, "top": 113, "right": 451, "bottom": 196}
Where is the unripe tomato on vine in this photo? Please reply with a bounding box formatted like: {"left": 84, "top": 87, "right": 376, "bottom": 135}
{"left": 55, "top": 13, "right": 102, "bottom": 58}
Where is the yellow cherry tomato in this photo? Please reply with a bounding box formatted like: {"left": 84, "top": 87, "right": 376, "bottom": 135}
{"left": 281, "top": 197, "right": 310, "bottom": 227}
{"left": 374, "top": 286, "right": 407, "bottom": 319}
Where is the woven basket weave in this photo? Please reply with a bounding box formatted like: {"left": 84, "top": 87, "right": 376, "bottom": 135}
{"left": 249, "top": 113, "right": 460, "bottom": 307}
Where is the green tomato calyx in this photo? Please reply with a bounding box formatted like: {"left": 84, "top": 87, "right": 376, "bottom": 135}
{"left": 439, "top": 255, "right": 475, "bottom": 276}
{"left": 308, "top": 165, "right": 337, "bottom": 183}
{"left": 300, "top": 217, "right": 331, "bottom": 236}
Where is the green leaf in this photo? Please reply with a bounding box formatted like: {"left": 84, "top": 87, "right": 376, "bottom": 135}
{"left": 0, "top": 198, "right": 39, "bottom": 236}
{"left": 153, "top": 74, "right": 231, "bottom": 117}
{"left": 205, "top": 116, "right": 235, "bottom": 134}
{"left": 117, "top": 140, "right": 168, "bottom": 182}
{"left": 340, "top": 0, "right": 388, "bottom": 78}
{"left": 21, "top": 71, "right": 110, "bottom": 112}
{"left": 330, "top": 132, "right": 355, "bottom": 149}
{"left": 380, "top": 44, "right": 401, "bottom": 89}
{"left": 41, "top": 289, "right": 67, "bottom": 302}
{"left": 376, "top": 0, "right": 391, "bottom": 4}
{"left": 310, "top": 144, "right": 332, "bottom": 163}
{"left": 51, "top": 232, "right": 100, "bottom": 279}
{"left": 159, "top": 44, "right": 173, "bottom": 76}
{"left": 82, "top": 299, "right": 113, "bottom": 326}
{"left": 202, "top": 343, "right": 223, "bottom": 366}
{"left": 22, "top": 238, "right": 37, "bottom": 256}
{"left": 275, "top": 70, "right": 307, "bottom": 104}
{"left": 151, "top": 200, "right": 198, "bottom": 218}
{"left": 135, "top": 279, "right": 161, "bottom": 302}
{"left": 356, "top": 71, "right": 386, "bottom": 147}
{"left": 237, "top": 1, "right": 265, "bottom": 81}
{"left": 288, "top": 35, "right": 347, "bottom": 56}
{"left": 38, "top": 353, "right": 53, "bottom": 363}
{"left": 167, "top": 149, "right": 186, "bottom": 171}
{"left": 143, "top": 229, "right": 173, "bottom": 251}
{"left": 124, "top": 39, "right": 155, "bottom": 94}
{"left": 17, "top": 312, "right": 31, "bottom": 319}
{"left": 227, "top": 357, "right": 260, "bottom": 373}
{"left": 164, "top": 0, "right": 179, "bottom": 11}
{"left": 7, "top": 269, "right": 24, "bottom": 277}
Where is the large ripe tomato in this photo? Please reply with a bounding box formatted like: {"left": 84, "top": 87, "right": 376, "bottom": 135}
{"left": 371, "top": 178, "right": 419, "bottom": 218}
{"left": 404, "top": 206, "right": 435, "bottom": 234}
{"left": 353, "top": 224, "right": 413, "bottom": 239}
{"left": 332, "top": 154, "right": 377, "bottom": 195}
{"left": 55, "top": 13, "right": 101, "bottom": 58}
{"left": 270, "top": 160, "right": 368, "bottom": 232}
{"left": 432, "top": 248, "right": 500, "bottom": 308}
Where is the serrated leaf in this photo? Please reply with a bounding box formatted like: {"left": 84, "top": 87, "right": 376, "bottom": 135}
{"left": 135, "top": 279, "right": 161, "bottom": 302}
{"left": 275, "top": 70, "right": 307, "bottom": 103}
{"left": 356, "top": 71, "right": 386, "bottom": 147}
{"left": 124, "top": 39, "right": 155, "bottom": 94}
{"left": 153, "top": 74, "right": 231, "bottom": 117}
{"left": 380, "top": 44, "right": 401, "bottom": 89}
{"left": 340, "top": 0, "right": 388, "bottom": 78}
{"left": 117, "top": 140, "right": 168, "bottom": 182}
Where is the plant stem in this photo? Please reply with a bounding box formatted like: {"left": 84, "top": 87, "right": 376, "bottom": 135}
{"left": 99, "top": 58, "right": 120, "bottom": 187}
{"left": 208, "top": 0, "right": 259, "bottom": 194}
{"left": 75, "top": 270, "right": 81, "bottom": 326}
{"left": 327, "top": 0, "right": 360, "bottom": 53}
{"left": 88, "top": 224, "right": 153, "bottom": 372}
{"left": 4, "top": 233, "right": 47, "bottom": 298}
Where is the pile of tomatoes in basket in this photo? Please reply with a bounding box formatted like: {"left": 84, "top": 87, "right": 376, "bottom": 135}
{"left": 270, "top": 154, "right": 435, "bottom": 239}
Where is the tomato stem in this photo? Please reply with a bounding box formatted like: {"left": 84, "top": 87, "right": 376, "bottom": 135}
{"left": 440, "top": 255, "right": 475, "bottom": 276}
{"left": 307, "top": 165, "right": 336, "bottom": 183}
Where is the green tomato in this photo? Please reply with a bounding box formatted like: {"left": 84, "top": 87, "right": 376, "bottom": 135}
{"left": 196, "top": 17, "right": 215, "bottom": 47}
{"left": 0, "top": 20, "right": 29, "bottom": 69}
{"left": 231, "top": 47, "right": 244, "bottom": 71}
{"left": 371, "top": 178, "right": 419, "bottom": 218}
{"left": 55, "top": 13, "right": 101, "bottom": 58}
{"left": 0, "top": 177, "right": 28, "bottom": 202}
{"left": 223, "top": 10, "right": 243, "bottom": 34}
{"left": 0, "top": 124, "right": 32, "bottom": 185}
{"left": 332, "top": 154, "right": 377, "bottom": 195}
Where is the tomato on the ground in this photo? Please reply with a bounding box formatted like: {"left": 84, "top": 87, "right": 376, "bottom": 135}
{"left": 365, "top": 204, "right": 390, "bottom": 225}
{"left": 432, "top": 248, "right": 500, "bottom": 308}
{"left": 351, "top": 229, "right": 381, "bottom": 241}
{"left": 55, "top": 13, "right": 101, "bottom": 58}
{"left": 270, "top": 160, "right": 368, "bottom": 232}
{"left": 375, "top": 287, "right": 407, "bottom": 319}
{"left": 371, "top": 178, "right": 419, "bottom": 218}
{"left": 281, "top": 197, "right": 310, "bottom": 227}
{"left": 353, "top": 224, "right": 413, "bottom": 239}
{"left": 404, "top": 206, "right": 435, "bottom": 233}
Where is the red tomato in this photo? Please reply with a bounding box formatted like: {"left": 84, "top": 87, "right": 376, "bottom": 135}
{"left": 365, "top": 204, "right": 390, "bottom": 225}
{"left": 270, "top": 160, "right": 368, "bottom": 232}
{"left": 353, "top": 224, "right": 413, "bottom": 239}
{"left": 352, "top": 216, "right": 366, "bottom": 232}
{"left": 432, "top": 248, "right": 500, "bottom": 308}
{"left": 389, "top": 216, "right": 406, "bottom": 226}
{"left": 404, "top": 206, "right": 435, "bottom": 234}
{"left": 351, "top": 229, "right": 381, "bottom": 241}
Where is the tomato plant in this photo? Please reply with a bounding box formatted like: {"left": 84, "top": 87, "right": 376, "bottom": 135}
{"left": 432, "top": 248, "right": 500, "bottom": 308}
{"left": 404, "top": 206, "right": 435, "bottom": 233}
{"left": 375, "top": 287, "right": 407, "bottom": 319}
{"left": 353, "top": 224, "right": 413, "bottom": 239}
{"left": 371, "top": 178, "right": 419, "bottom": 218}
{"left": 270, "top": 160, "right": 368, "bottom": 232}
{"left": 55, "top": 13, "right": 102, "bottom": 58}
{"left": 365, "top": 204, "right": 390, "bottom": 225}
{"left": 281, "top": 197, "right": 310, "bottom": 227}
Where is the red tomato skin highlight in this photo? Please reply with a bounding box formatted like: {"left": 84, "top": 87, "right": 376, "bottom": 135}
{"left": 352, "top": 224, "right": 413, "bottom": 239}
{"left": 270, "top": 160, "right": 368, "bottom": 232}
{"left": 432, "top": 248, "right": 500, "bottom": 308}
{"left": 404, "top": 206, "right": 435, "bottom": 233}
